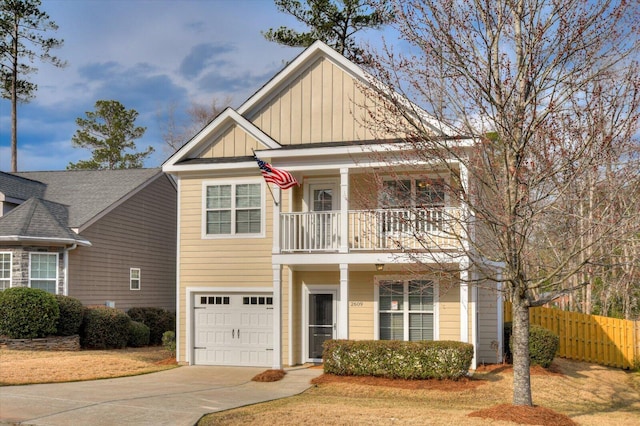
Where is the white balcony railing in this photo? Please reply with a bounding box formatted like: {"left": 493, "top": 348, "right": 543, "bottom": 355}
{"left": 280, "top": 208, "right": 460, "bottom": 253}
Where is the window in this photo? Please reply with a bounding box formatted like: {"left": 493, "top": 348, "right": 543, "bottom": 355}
{"left": 380, "top": 178, "right": 445, "bottom": 233}
{"left": 204, "top": 182, "right": 263, "bottom": 237}
{"left": 29, "top": 253, "right": 58, "bottom": 294}
{"left": 378, "top": 279, "right": 435, "bottom": 341}
{"left": 0, "top": 252, "right": 11, "bottom": 290}
{"left": 130, "top": 268, "right": 141, "bottom": 290}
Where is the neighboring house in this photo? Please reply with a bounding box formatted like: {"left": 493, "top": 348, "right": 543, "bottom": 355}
{"left": 0, "top": 168, "right": 176, "bottom": 311}
{"left": 163, "top": 41, "right": 503, "bottom": 369}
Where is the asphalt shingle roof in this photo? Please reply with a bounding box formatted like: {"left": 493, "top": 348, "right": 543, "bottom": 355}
{"left": 0, "top": 172, "right": 46, "bottom": 201}
{"left": 12, "top": 168, "right": 162, "bottom": 228}
{"left": 0, "top": 198, "right": 90, "bottom": 246}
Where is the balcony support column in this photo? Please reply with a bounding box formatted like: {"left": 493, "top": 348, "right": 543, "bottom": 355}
{"left": 272, "top": 263, "right": 282, "bottom": 369}
{"left": 340, "top": 168, "right": 349, "bottom": 253}
{"left": 460, "top": 259, "right": 469, "bottom": 343}
{"left": 339, "top": 263, "right": 349, "bottom": 339}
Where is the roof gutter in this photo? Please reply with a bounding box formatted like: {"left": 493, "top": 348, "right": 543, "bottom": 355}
{"left": 63, "top": 243, "right": 78, "bottom": 296}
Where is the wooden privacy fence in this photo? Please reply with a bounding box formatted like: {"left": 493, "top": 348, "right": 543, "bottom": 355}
{"left": 504, "top": 303, "right": 639, "bottom": 369}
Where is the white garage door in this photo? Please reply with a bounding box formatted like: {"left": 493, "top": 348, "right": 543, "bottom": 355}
{"left": 193, "top": 293, "right": 274, "bottom": 367}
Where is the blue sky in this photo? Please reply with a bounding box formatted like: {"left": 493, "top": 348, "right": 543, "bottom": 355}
{"left": 0, "top": 0, "right": 394, "bottom": 172}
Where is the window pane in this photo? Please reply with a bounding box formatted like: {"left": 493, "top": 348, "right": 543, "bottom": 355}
{"left": 236, "top": 184, "right": 261, "bottom": 208}
{"left": 379, "top": 282, "right": 404, "bottom": 311}
{"left": 382, "top": 180, "right": 411, "bottom": 208}
{"left": 408, "top": 281, "right": 434, "bottom": 310}
{"left": 380, "top": 313, "right": 404, "bottom": 340}
{"left": 416, "top": 179, "right": 445, "bottom": 206}
{"left": 207, "top": 210, "right": 231, "bottom": 234}
{"left": 409, "top": 313, "right": 433, "bottom": 341}
{"left": 31, "top": 280, "right": 56, "bottom": 294}
{"left": 206, "top": 185, "right": 231, "bottom": 209}
{"left": 31, "top": 254, "right": 56, "bottom": 279}
{"left": 236, "top": 209, "right": 261, "bottom": 234}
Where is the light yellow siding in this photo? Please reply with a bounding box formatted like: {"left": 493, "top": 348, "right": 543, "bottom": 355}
{"left": 249, "top": 57, "right": 396, "bottom": 145}
{"left": 439, "top": 278, "right": 461, "bottom": 341}
{"left": 348, "top": 271, "right": 376, "bottom": 339}
{"left": 197, "top": 124, "right": 262, "bottom": 159}
{"left": 176, "top": 174, "right": 289, "bottom": 361}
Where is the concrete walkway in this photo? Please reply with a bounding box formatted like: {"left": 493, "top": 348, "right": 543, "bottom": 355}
{"left": 0, "top": 366, "right": 322, "bottom": 426}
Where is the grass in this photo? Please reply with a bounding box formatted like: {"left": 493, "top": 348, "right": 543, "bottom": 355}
{"left": 2, "top": 347, "right": 638, "bottom": 425}
{"left": 198, "top": 359, "right": 640, "bottom": 426}
{"left": 0, "top": 346, "right": 177, "bottom": 385}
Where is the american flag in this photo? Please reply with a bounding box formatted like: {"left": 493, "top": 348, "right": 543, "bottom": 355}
{"left": 254, "top": 154, "right": 299, "bottom": 189}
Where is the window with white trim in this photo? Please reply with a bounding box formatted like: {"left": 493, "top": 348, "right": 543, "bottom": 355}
{"left": 378, "top": 279, "right": 435, "bottom": 341}
{"left": 130, "top": 268, "right": 141, "bottom": 290}
{"left": 0, "top": 252, "right": 11, "bottom": 290}
{"left": 204, "top": 182, "right": 263, "bottom": 236}
{"left": 29, "top": 253, "right": 58, "bottom": 294}
{"left": 380, "top": 178, "right": 445, "bottom": 233}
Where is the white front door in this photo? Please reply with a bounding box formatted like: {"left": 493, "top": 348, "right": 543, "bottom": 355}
{"left": 308, "top": 183, "right": 338, "bottom": 250}
{"left": 193, "top": 293, "right": 273, "bottom": 367}
{"left": 305, "top": 289, "right": 337, "bottom": 362}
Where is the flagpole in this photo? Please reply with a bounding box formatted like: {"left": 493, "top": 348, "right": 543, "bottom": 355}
{"left": 252, "top": 148, "right": 279, "bottom": 207}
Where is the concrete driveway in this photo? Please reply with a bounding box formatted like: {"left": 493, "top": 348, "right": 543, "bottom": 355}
{"left": 0, "top": 366, "right": 322, "bottom": 426}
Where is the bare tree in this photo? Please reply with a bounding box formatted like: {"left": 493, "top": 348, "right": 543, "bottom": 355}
{"left": 365, "top": 0, "right": 640, "bottom": 406}
{"left": 158, "top": 96, "right": 230, "bottom": 154}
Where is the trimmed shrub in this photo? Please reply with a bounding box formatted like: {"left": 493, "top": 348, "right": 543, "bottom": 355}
{"left": 0, "top": 287, "right": 59, "bottom": 339}
{"left": 54, "top": 295, "right": 83, "bottom": 336}
{"left": 323, "top": 339, "right": 474, "bottom": 380}
{"left": 528, "top": 325, "right": 559, "bottom": 368}
{"left": 127, "top": 307, "right": 175, "bottom": 345}
{"left": 508, "top": 323, "right": 560, "bottom": 368}
{"left": 80, "top": 306, "right": 131, "bottom": 349}
{"left": 162, "top": 330, "right": 176, "bottom": 357}
{"left": 128, "top": 320, "right": 150, "bottom": 347}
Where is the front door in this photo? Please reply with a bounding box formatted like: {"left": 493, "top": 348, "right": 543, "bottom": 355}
{"left": 307, "top": 291, "right": 336, "bottom": 361}
{"left": 309, "top": 183, "right": 338, "bottom": 249}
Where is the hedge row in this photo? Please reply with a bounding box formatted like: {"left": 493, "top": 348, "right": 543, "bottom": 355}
{"left": 323, "top": 339, "right": 474, "bottom": 380}
{"left": 0, "top": 287, "right": 175, "bottom": 350}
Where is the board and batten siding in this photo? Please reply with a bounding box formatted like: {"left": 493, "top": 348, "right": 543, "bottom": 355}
{"left": 68, "top": 175, "right": 176, "bottom": 311}
{"left": 197, "top": 124, "right": 263, "bottom": 160}
{"left": 249, "top": 57, "right": 396, "bottom": 146}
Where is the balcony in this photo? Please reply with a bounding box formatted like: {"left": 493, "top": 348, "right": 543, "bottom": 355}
{"left": 280, "top": 208, "right": 461, "bottom": 253}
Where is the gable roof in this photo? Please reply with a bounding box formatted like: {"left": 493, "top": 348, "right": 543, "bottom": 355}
{"left": 163, "top": 41, "right": 460, "bottom": 173}
{"left": 0, "top": 197, "right": 91, "bottom": 246}
{"left": 12, "top": 168, "right": 164, "bottom": 230}
{"left": 0, "top": 172, "right": 46, "bottom": 203}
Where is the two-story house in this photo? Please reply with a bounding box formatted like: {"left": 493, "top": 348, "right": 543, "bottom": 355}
{"left": 163, "top": 41, "right": 503, "bottom": 369}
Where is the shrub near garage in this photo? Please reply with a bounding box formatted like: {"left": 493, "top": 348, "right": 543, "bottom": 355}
{"left": 0, "top": 287, "right": 59, "bottom": 338}
{"left": 127, "top": 320, "right": 151, "bottom": 347}
{"left": 127, "top": 307, "right": 175, "bottom": 345}
{"left": 54, "top": 295, "right": 83, "bottom": 336}
{"left": 323, "top": 340, "right": 474, "bottom": 380}
{"left": 81, "top": 306, "right": 131, "bottom": 349}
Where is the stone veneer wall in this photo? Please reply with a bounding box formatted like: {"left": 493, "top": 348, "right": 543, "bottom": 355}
{"left": 0, "top": 335, "right": 80, "bottom": 351}
{"left": 1, "top": 246, "right": 66, "bottom": 294}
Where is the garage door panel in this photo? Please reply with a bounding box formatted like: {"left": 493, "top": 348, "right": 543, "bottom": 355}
{"left": 193, "top": 293, "right": 274, "bottom": 367}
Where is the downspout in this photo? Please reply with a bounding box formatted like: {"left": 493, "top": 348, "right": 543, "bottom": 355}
{"left": 63, "top": 244, "right": 78, "bottom": 296}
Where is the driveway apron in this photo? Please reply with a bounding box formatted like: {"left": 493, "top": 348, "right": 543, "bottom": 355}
{"left": 0, "top": 366, "right": 321, "bottom": 426}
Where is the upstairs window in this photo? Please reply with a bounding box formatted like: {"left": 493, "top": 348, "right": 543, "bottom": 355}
{"left": 204, "top": 182, "right": 263, "bottom": 237}
{"left": 380, "top": 178, "right": 446, "bottom": 233}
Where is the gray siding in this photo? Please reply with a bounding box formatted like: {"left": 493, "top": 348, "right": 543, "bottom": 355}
{"left": 68, "top": 175, "right": 176, "bottom": 311}
{"left": 476, "top": 283, "right": 501, "bottom": 364}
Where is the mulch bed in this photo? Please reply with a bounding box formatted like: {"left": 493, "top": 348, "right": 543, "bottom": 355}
{"left": 311, "top": 373, "right": 486, "bottom": 391}
{"left": 252, "top": 369, "right": 287, "bottom": 382}
{"left": 468, "top": 403, "right": 577, "bottom": 425}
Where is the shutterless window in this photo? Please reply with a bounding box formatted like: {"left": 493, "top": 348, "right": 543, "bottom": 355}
{"left": 0, "top": 252, "right": 11, "bottom": 290}
{"left": 205, "top": 183, "right": 261, "bottom": 235}
{"left": 130, "top": 268, "right": 141, "bottom": 290}
{"left": 29, "top": 253, "right": 58, "bottom": 294}
{"left": 379, "top": 279, "right": 434, "bottom": 341}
